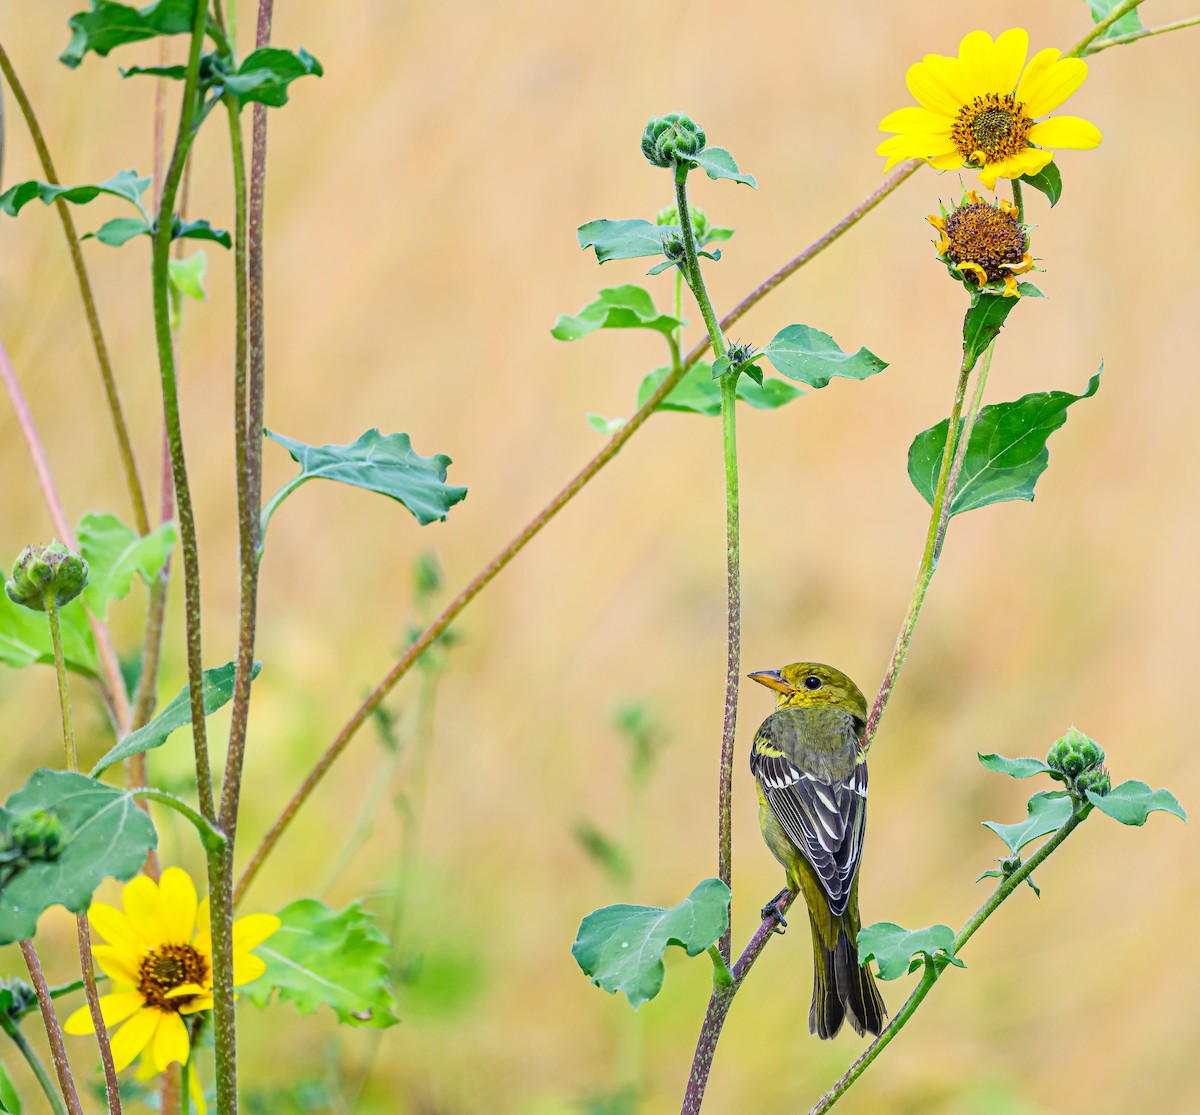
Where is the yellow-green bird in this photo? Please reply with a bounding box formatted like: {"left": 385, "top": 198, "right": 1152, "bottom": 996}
{"left": 748, "top": 661, "right": 886, "bottom": 1039}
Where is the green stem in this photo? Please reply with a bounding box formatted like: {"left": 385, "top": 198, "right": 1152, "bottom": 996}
{"left": 18, "top": 940, "right": 84, "bottom": 1115}
{"left": 181, "top": 1060, "right": 190, "bottom": 1115}
{"left": 1082, "top": 14, "right": 1200, "bottom": 52}
{"left": 1066, "top": 0, "right": 1146, "bottom": 56}
{"left": 674, "top": 164, "right": 739, "bottom": 965}
{"left": 1009, "top": 177, "right": 1024, "bottom": 220}
{"left": 808, "top": 805, "right": 1089, "bottom": 1114}
{"left": 2, "top": 1018, "right": 70, "bottom": 1115}
{"left": 0, "top": 42, "right": 150, "bottom": 537}
{"left": 44, "top": 598, "right": 76, "bottom": 771}
{"left": 234, "top": 159, "right": 924, "bottom": 904}
{"left": 133, "top": 789, "right": 227, "bottom": 853}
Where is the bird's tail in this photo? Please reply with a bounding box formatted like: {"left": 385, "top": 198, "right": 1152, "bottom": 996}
{"left": 809, "top": 921, "right": 886, "bottom": 1040}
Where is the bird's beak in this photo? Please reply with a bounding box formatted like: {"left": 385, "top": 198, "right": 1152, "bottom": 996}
{"left": 748, "top": 669, "right": 794, "bottom": 694}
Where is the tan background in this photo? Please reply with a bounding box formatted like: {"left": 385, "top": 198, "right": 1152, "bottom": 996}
{"left": 1, "top": 1, "right": 1197, "bottom": 1112}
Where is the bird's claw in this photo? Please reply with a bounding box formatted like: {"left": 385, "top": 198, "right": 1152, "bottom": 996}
{"left": 760, "top": 888, "right": 790, "bottom": 933}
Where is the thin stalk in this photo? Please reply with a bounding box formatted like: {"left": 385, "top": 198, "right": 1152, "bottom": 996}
{"left": 673, "top": 163, "right": 739, "bottom": 963}
{"left": 235, "top": 159, "right": 925, "bottom": 903}
{"left": 934, "top": 342, "right": 993, "bottom": 560}
{"left": 45, "top": 598, "right": 76, "bottom": 770}
{"left": 2, "top": 1019, "right": 70, "bottom": 1115}
{"left": 0, "top": 42, "right": 150, "bottom": 536}
{"left": 19, "top": 940, "right": 84, "bottom": 1115}
{"left": 133, "top": 788, "right": 227, "bottom": 853}
{"left": 1066, "top": 0, "right": 1147, "bottom": 56}
{"left": 808, "top": 805, "right": 1089, "bottom": 1114}
{"left": 1083, "top": 14, "right": 1200, "bottom": 52}
{"left": 1009, "top": 178, "right": 1024, "bottom": 221}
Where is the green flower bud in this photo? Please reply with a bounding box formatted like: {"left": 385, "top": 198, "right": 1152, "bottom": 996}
{"left": 1078, "top": 766, "right": 1111, "bottom": 797}
{"left": 0, "top": 977, "right": 37, "bottom": 1021}
{"left": 1046, "top": 727, "right": 1105, "bottom": 780}
{"left": 726, "top": 340, "right": 758, "bottom": 367}
{"left": 660, "top": 232, "right": 687, "bottom": 265}
{"left": 413, "top": 551, "right": 442, "bottom": 601}
{"left": 656, "top": 203, "right": 711, "bottom": 244}
{"left": 641, "top": 112, "right": 706, "bottom": 169}
{"left": 7, "top": 809, "right": 65, "bottom": 862}
{"left": 5, "top": 541, "right": 89, "bottom": 611}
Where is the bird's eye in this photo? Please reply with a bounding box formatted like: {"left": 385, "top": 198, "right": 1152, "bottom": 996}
{"left": 803, "top": 675, "right": 823, "bottom": 690}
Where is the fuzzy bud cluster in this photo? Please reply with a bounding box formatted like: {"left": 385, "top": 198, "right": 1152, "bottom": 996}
{"left": 5, "top": 541, "right": 88, "bottom": 612}
{"left": 641, "top": 113, "right": 706, "bottom": 169}
{"left": 1046, "top": 728, "right": 1109, "bottom": 797}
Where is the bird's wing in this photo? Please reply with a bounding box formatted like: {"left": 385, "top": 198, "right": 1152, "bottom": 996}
{"left": 750, "top": 722, "right": 867, "bottom": 917}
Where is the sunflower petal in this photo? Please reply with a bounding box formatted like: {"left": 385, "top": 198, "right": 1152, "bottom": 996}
{"left": 879, "top": 105, "right": 953, "bottom": 135}
{"left": 991, "top": 28, "right": 1029, "bottom": 93}
{"left": 192, "top": 896, "right": 212, "bottom": 956}
{"left": 1008, "top": 148, "right": 1055, "bottom": 177}
{"left": 87, "top": 902, "right": 146, "bottom": 952}
{"left": 88, "top": 991, "right": 147, "bottom": 1028}
{"left": 929, "top": 151, "right": 965, "bottom": 170}
{"left": 63, "top": 1003, "right": 97, "bottom": 1035}
{"left": 110, "top": 1009, "right": 159, "bottom": 1073}
{"left": 158, "top": 868, "right": 199, "bottom": 944}
{"left": 877, "top": 133, "right": 957, "bottom": 158}
{"left": 92, "top": 945, "right": 143, "bottom": 986}
{"left": 957, "top": 30, "right": 997, "bottom": 98}
{"left": 179, "top": 994, "right": 214, "bottom": 1015}
{"left": 232, "top": 951, "right": 267, "bottom": 986}
{"left": 232, "top": 913, "right": 281, "bottom": 953}
{"left": 164, "top": 982, "right": 206, "bottom": 999}
{"left": 152, "top": 1010, "right": 190, "bottom": 1072}
{"left": 1017, "top": 50, "right": 1088, "bottom": 117}
{"left": 1027, "top": 115, "right": 1101, "bottom": 150}
{"left": 906, "top": 56, "right": 968, "bottom": 116}
{"left": 189, "top": 1064, "right": 209, "bottom": 1115}
{"left": 122, "top": 875, "right": 167, "bottom": 946}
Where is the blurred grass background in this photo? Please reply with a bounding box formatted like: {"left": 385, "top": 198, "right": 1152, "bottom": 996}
{"left": 1, "top": 1, "right": 1197, "bottom": 1112}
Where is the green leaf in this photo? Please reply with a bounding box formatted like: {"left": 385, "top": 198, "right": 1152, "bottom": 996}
{"left": 83, "top": 216, "right": 151, "bottom": 246}
{"left": 0, "top": 169, "right": 149, "bottom": 217}
{"left": 119, "top": 63, "right": 187, "bottom": 80}
{"left": 857, "top": 922, "right": 964, "bottom": 981}
{"left": 78, "top": 511, "right": 177, "bottom": 620}
{"left": 908, "top": 368, "right": 1101, "bottom": 517}
{"left": 244, "top": 899, "right": 399, "bottom": 1027}
{"left": 572, "top": 820, "right": 630, "bottom": 883}
{"left": 585, "top": 413, "right": 625, "bottom": 435}
{"left": 0, "top": 593, "right": 97, "bottom": 675}
{"left": 571, "top": 878, "right": 729, "bottom": 1009}
{"left": 169, "top": 252, "right": 208, "bottom": 302}
{"left": 551, "top": 285, "right": 682, "bottom": 341}
{"left": 220, "top": 47, "right": 324, "bottom": 108}
{"left": 977, "top": 866, "right": 1041, "bottom": 897}
{"left": 636, "top": 364, "right": 804, "bottom": 416}
{"left": 977, "top": 752, "right": 1055, "bottom": 779}
{"left": 1086, "top": 0, "right": 1144, "bottom": 38}
{"left": 261, "top": 428, "right": 468, "bottom": 535}
{"left": 961, "top": 294, "right": 1021, "bottom": 372}
{"left": 60, "top": 0, "right": 196, "bottom": 67}
{"left": 1019, "top": 162, "right": 1063, "bottom": 207}
{"left": 1087, "top": 781, "right": 1187, "bottom": 826}
{"left": 763, "top": 324, "right": 888, "bottom": 388}
{"left": 982, "top": 791, "right": 1073, "bottom": 855}
{"left": 173, "top": 218, "right": 231, "bottom": 248}
{"left": 577, "top": 219, "right": 671, "bottom": 264}
{"left": 690, "top": 147, "right": 757, "bottom": 188}
{"left": 0, "top": 771, "right": 157, "bottom": 945}
{"left": 0, "top": 1062, "right": 20, "bottom": 1115}
{"left": 91, "top": 659, "right": 259, "bottom": 776}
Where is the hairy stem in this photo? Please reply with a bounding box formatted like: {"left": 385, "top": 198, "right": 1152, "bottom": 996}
{"left": 19, "top": 940, "right": 84, "bottom": 1115}
{"left": 45, "top": 599, "right": 76, "bottom": 771}
{"left": 1066, "top": 0, "right": 1147, "bottom": 56}
{"left": 1, "top": 1018, "right": 70, "bottom": 1115}
{"left": 1082, "top": 14, "right": 1200, "bottom": 52}
{"left": 0, "top": 42, "right": 150, "bottom": 536}
{"left": 234, "top": 159, "right": 925, "bottom": 903}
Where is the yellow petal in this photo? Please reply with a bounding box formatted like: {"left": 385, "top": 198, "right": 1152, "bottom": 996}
{"left": 90, "top": 991, "right": 147, "bottom": 1028}
{"left": 87, "top": 902, "right": 146, "bottom": 952}
{"left": 958, "top": 262, "right": 988, "bottom": 284}
{"left": 956, "top": 30, "right": 997, "bottom": 98}
{"left": 122, "top": 875, "right": 167, "bottom": 946}
{"left": 164, "top": 982, "right": 207, "bottom": 999}
{"left": 906, "top": 55, "right": 968, "bottom": 116}
{"left": 158, "top": 868, "right": 199, "bottom": 944}
{"left": 1008, "top": 148, "right": 1055, "bottom": 178}
{"left": 109, "top": 1008, "right": 159, "bottom": 1073}
{"left": 179, "top": 994, "right": 214, "bottom": 1016}
{"left": 929, "top": 151, "right": 965, "bottom": 170}
{"left": 92, "top": 945, "right": 143, "bottom": 986}
{"left": 1027, "top": 115, "right": 1101, "bottom": 150}
{"left": 233, "top": 913, "right": 280, "bottom": 952}
{"left": 189, "top": 1064, "right": 208, "bottom": 1115}
{"left": 152, "top": 1010, "right": 190, "bottom": 1072}
{"left": 991, "top": 28, "right": 1029, "bottom": 93}
{"left": 1017, "top": 50, "right": 1088, "bottom": 117}
{"left": 232, "top": 952, "right": 266, "bottom": 986}
{"left": 192, "top": 896, "right": 212, "bottom": 957}
{"left": 877, "top": 133, "right": 957, "bottom": 158}
{"left": 878, "top": 106, "right": 952, "bottom": 135}
{"left": 1003, "top": 274, "right": 1021, "bottom": 297}
{"left": 63, "top": 1003, "right": 97, "bottom": 1035}
{"left": 134, "top": 1052, "right": 159, "bottom": 1083}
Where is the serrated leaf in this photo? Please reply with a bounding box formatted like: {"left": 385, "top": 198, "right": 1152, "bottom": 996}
{"left": 1019, "top": 162, "right": 1062, "bottom": 207}
{"left": 978, "top": 752, "right": 1055, "bottom": 779}
{"left": 551, "top": 285, "right": 682, "bottom": 341}
{"left": 908, "top": 368, "right": 1101, "bottom": 517}
{"left": 577, "top": 219, "right": 671, "bottom": 264}
{"left": 83, "top": 216, "right": 151, "bottom": 246}
{"left": 0, "top": 771, "right": 158, "bottom": 945}
{"left": 60, "top": 0, "right": 196, "bottom": 67}
{"left": 571, "top": 878, "right": 729, "bottom": 1009}
{"left": 0, "top": 169, "right": 149, "bottom": 217}
{"left": 983, "top": 791, "right": 1073, "bottom": 855}
{"left": 261, "top": 429, "right": 468, "bottom": 539}
{"left": 78, "top": 511, "right": 177, "bottom": 620}
{"left": 1086, "top": 0, "right": 1144, "bottom": 38}
{"left": 0, "top": 593, "right": 97, "bottom": 676}
{"left": 91, "top": 659, "right": 259, "bottom": 776}
{"left": 244, "top": 899, "right": 398, "bottom": 1027}
{"left": 857, "top": 922, "right": 963, "bottom": 981}
{"left": 690, "top": 147, "right": 756, "bottom": 188}
{"left": 220, "top": 47, "right": 324, "bottom": 108}
{"left": 762, "top": 324, "right": 888, "bottom": 388}
{"left": 1087, "top": 781, "right": 1187, "bottom": 826}
{"left": 636, "top": 364, "right": 804, "bottom": 416}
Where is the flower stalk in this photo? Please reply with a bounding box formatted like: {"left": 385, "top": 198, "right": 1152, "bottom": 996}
{"left": 1, "top": 1013, "right": 70, "bottom": 1115}
{"left": 19, "top": 940, "right": 84, "bottom": 1115}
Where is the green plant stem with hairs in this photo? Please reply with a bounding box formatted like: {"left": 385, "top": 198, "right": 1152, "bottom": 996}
{"left": 1083, "top": 13, "right": 1200, "bottom": 52}
{"left": 1, "top": 1014, "right": 70, "bottom": 1115}
{"left": 673, "top": 162, "right": 740, "bottom": 965}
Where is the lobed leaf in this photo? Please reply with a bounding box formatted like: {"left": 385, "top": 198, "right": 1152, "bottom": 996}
{"left": 571, "top": 878, "right": 730, "bottom": 1009}
{"left": 1087, "top": 781, "right": 1187, "bottom": 826}
{"left": 763, "top": 324, "right": 888, "bottom": 388}
{"left": 221, "top": 47, "right": 324, "bottom": 108}
{"left": 575, "top": 218, "right": 732, "bottom": 265}
{"left": 261, "top": 428, "right": 468, "bottom": 538}
{"left": 857, "top": 922, "right": 964, "bottom": 981}
{"left": 689, "top": 147, "right": 756, "bottom": 188}
{"left": 81, "top": 215, "right": 231, "bottom": 250}
{"left": 244, "top": 899, "right": 399, "bottom": 1027}
{"left": 0, "top": 593, "right": 97, "bottom": 676}
{"left": 78, "top": 511, "right": 177, "bottom": 621}
{"left": 1086, "top": 0, "right": 1145, "bottom": 38}
{"left": 982, "top": 791, "right": 1073, "bottom": 855}
{"left": 636, "top": 364, "right": 804, "bottom": 416}
{"left": 60, "top": 0, "right": 197, "bottom": 67}
{"left": 977, "top": 752, "right": 1055, "bottom": 779}
{"left": 908, "top": 368, "right": 1102, "bottom": 517}
{"left": 91, "top": 660, "right": 259, "bottom": 776}
{"left": 0, "top": 771, "right": 157, "bottom": 944}
{"left": 1019, "top": 162, "right": 1063, "bottom": 207}
{"left": 551, "top": 285, "right": 682, "bottom": 341}
{"left": 0, "top": 170, "right": 149, "bottom": 217}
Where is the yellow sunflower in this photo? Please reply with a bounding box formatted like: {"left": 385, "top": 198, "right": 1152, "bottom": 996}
{"left": 930, "top": 190, "right": 1035, "bottom": 297}
{"left": 878, "top": 28, "right": 1101, "bottom": 189}
{"left": 64, "top": 868, "right": 279, "bottom": 1076}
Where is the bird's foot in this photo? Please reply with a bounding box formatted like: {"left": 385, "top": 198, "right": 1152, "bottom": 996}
{"left": 760, "top": 888, "right": 791, "bottom": 933}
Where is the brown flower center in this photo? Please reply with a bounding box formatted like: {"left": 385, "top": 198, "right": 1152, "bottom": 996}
{"left": 951, "top": 93, "right": 1034, "bottom": 164}
{"left": 943, "top": 202, "right": 1028, "bottom": 283}
{"left": 137, "top": 943, "right": 209, "bottom": 1012}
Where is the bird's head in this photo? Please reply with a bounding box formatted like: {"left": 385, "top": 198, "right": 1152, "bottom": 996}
{"left": 747, "top": 662, "right": 868, "bottom": 720}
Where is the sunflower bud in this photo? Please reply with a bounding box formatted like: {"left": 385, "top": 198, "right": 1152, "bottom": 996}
{"left": 928, "top": 190, "right": 1035, "bottom": 298}
{"left": 1077, "top": 766, "right": 1111, "bottom": 797}
{"left": 5, "top": 541, "right": 89, "bottom": 612}
{"left": 1047, "top": 728, "right": 1106, "bottom": 796}
{"left": 0, "top": 977, "right": 37, "bottom": 1021}
{"left": 660, "top": 231, "right": 687, "bottom": 266}
{"left": 5, "top": 809, "right": 65, "bottom": 862}
{"left": 656, "top": 203, "right": 711, "bottom": 243}
{"left": 641, "top": 112, "right": 706, "bottom": 169}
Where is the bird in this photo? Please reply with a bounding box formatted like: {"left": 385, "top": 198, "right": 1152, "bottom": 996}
{"left": 748, "top": 661, "right": 886, "bottom": 1039}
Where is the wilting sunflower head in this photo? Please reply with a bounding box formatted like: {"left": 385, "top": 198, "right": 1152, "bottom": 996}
{"left": 928, "top": 190, "right": 1035, "bottom": 298}
{"left": 878, "top": 29, "right": 1101, "bottom": 190}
